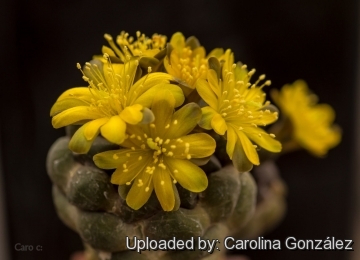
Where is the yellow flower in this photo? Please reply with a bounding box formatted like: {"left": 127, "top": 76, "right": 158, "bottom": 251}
{"left": 98, "top": 31, "right": 167, "bottom": 68}
{"left": 271, "top": 80, "right": 341, "bottom": 156}
{"left": 93, "top": 91, "right": 216, "bottom": 211}
{"left": 164, "top": 32, "right": 223, "bottom": 96}
{"left": 50, "top": 58, "right": 184, "bottom": 153}
{"left": 196, "top": 50, "right": 281, "bottom": 172}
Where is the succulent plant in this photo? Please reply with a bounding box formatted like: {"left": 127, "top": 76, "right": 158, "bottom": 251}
{"left": 47, "top": 30, "right": 340, "bottom": 260}
{"left": 47, "top": 125, "right": 288, "bottom": 260}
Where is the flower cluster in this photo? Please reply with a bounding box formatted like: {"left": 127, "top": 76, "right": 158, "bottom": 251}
{"left": 50, "top": 31, "right": 340, "bottom": 211}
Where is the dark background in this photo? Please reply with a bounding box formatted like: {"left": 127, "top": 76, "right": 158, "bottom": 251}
{"left": 0, "top": 0, "right": 357, "bottom": 259}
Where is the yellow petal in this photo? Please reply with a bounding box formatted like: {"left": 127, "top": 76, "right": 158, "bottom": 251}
{"left": 196, "top": 78, "right": 218, "bottom": 109}
{"left": 83, "top": 118, "right": 108, "bottom": 140}
{"left": 310, "top": 104, "right": 335, "bottom": 123}
{"left": 110, "top": 152, "right": 151, "bottom": 185}
{"left": 151, "top": 90, "right": 175, "bottom": 137}
{"left": 126, "top": 173, "right": 154, "bottom": 210}
{"left": 165, "top": 133, "right": 215, "bottom": 159}
{"left": 250, "top": 109, "right": 278, "bottom": 126}
{"left": 68, "top": 124, "right": 95, "bottom": 154}
{"left": 243, "top": 127, "right": 282, "bottom": 153}
{"left": 172, "top": 184, "right": 181, "bottom": 211}
{"left": 128, "top": 72, "right": 173, "bottom": 104}
{"left": 207, "top": 69, "right": 220, "bottom": 97}
{"left": 104, "top": 63, "right": 124, "bottom": 86}
{"left": 102, "top": 45, "right": 116, "bottom": 57}
{"left": 192, "top": 47, "right": 206, "bottom": 59}
{"left": 100, "top": 116, "right": 126, "bottom": 145}
{"left": 226, "top": 126, "right": 237, "bottom": 159}
{"left": 52, "top": 106, "right": 102, "bottom": 128}
{"left": 153, "top": 167, "right": 175, "bottom": 211}
{"left": 122, "top": 124, "right": 149, "bottom": 148}
{"left": 199, "top": 106, "right": 217, "bottom": 130}
{"left": 236, "top": 130, "right": 259, "bottom": 165}
{"left": 207, "top": 48, "right": 224, "bottom": 58}
{"left": 221, "top": 49, "right": 234, "bottom": 79}
{"left": 170, "top": 32, "right": 185, "bottom": 53}
{"left": 124, "top": 59, "right": 140, "bottom": 92}
{"left": 50, "top": 98, "right": 90, "bottom": 116}
{"left": 165, "top": 158, "right": 208, "bottom": 192}
{"left": 232, "top": 140, "right": 254, "bottom": 173}
{"left": 93, "top": 149, "right": 139, "bottom": 169}
{"left": 57, "top": 87, "right": 92, "bottom": 102}
{"left": 132, "top": 83, "right": 184, "bottom": 108}
{"left": 165, "top": 103, "right": 201, "bottom": 139}
{"left": 234, "top": 62, "right": 249, "bottom": 83}
{"left": 120, "top": 104, "right": 143, "bottom": 125}
{"left": 164, "top": 57, "right": 178, "bottom": 76}
{"left": 211, "top": 113, "right": 227, "bottom": 135}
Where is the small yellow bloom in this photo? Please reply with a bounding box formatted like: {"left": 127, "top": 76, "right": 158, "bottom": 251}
{"left": 271, "top": 80, "right": 341, "bottom": 156}
{"left": 99, "top": 31, "right": 167, "bottom": 64}
{"left": 94, "top": 91, "right": 216, "bottom": 211}
{"left": 196, "top": 50, "right": 281, "bottom": 172}
{"left": 164, "top": 32, "right": 223, "bottom": 96}
{"left": 50, "top": 58, "right": 184, "bottom": 153}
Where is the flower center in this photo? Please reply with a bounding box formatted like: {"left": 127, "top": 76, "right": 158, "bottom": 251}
{"left": 77, "top": 58, "right": 139, "bottom": 117}
{"left": 174, "top": 47, "right": 208, "bottom": 86}
{"left": 104, "top": 31, "right": 166, "bottom": 60}
{"left": 217, "top": 65, "right": 276, "bottom": 125}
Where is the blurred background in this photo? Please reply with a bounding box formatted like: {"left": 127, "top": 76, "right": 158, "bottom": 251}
{"left": 0, "top": 0, "right": 358, "bottom": 259}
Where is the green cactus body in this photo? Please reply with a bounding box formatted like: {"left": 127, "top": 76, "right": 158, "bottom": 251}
{"left": 47, "top": 129, "right": 286, "bottom": 260}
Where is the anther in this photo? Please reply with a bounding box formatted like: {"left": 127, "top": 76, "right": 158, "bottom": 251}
{"left": 158, "top": 163, "right": 166, "bottom": 170}
{"left": 248, "top": 69, "right": 256, "bottom": 77}
{"left": 104, "top": 34, "right": 113, "bottom": 41}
